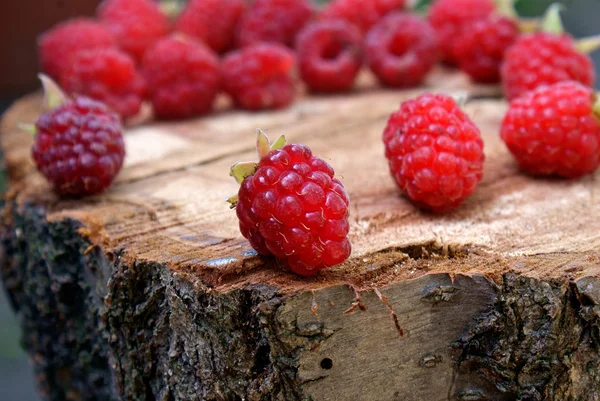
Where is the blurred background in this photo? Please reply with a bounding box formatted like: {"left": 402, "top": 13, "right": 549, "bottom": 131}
{"left": 0, "top": 0, "right": 598, "bottom": 400}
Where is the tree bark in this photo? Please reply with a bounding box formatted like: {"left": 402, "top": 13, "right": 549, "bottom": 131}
{"left": 1, "top": 70, "right": 599, "bottom": 401}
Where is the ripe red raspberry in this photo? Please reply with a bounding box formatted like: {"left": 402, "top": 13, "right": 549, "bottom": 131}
{"left": 365, "top": 12, "right": 438, "bottom": 88}
{"left": 383, "top": 93, "right": 485, "bottom": 213}
{"left": 142, "top": 37, "right": 221, "bottom": 120}
{"left": 501, "top": 81, "right": 600, "bottom": 178}
{"left": 231, "top": 132, "right": 351, "bottom": 276}
{"left": 60, "top": 48, "right": 146, "bottom": 120}
{"left": 454, "top": 15, "right": 519, "bottom": 83}
{"left": 319, "top": 0, "right": 405, "bottom": 34}
{"left": 98, "top": 0, "right": 170, "bottom": 63}
{"left": 501, "top": 33, "right": 595, "bottom": 101}
{"left": 222, "top": 44, "right": 295, "bottom": 110}
{"left": 38, "top": 19, "right": 116, "bottom": 80}
{"left": 296, "top": 20, "right": 363, "bottom": 93}
{"left": 236, "top": 0, "right": 313, "bottom": 48}
{"left": 33, "top": 96, "right": 125, "bottom": 197}
{"left": 427, "top": 0, "right": 495, "bottom": 64}
{"left": 174, "top": 0, "right": 246, "bottom": 53}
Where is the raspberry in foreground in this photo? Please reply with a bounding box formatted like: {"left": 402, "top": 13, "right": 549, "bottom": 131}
{"left": 38, "top": 19, "right": 116, "bottom": 80}
{"left": 236, "top": 0, "right": 313, "bottom": 48}
{"left": 142, "top": 36, "right": 221, "bottom": 120}
{"left": 222, "top": 44, "right": 295, "bottom": 111}
{"left": 175, "top": 0, "right": 246, "bottom": 53}
{"left": 454, "top": 15, "right": 519, "bottom": 84}
{"left": 501, "top": 33, "right": 594, "bottom": 101}
{"left": 501, "top": 81, "right": 600, "bottom": 178}
{"left": 229, "top": 131, "right": 351, "bottom": 276}
{"left": 365, "top": 12, "right": 438, "bottom": 88}
{"left": 296, "top": 20, "right": 363, "bottom": 93}
{"left": 98, "top": 0, "right": 170, "bottom": 63}
{"left": 383, "top": 93, "right": 485, "bottom": 213}
{"left": 32, "top": 76, "right": 125, "bottom": 197}
{"left": 427, "top": 0, "right": 495, "bottom": 64}
{"left": 319, "top": 0, "right": 405, "bottom": 34}
{"left": 60, "top": 48, "right": 147, "bottom": 120}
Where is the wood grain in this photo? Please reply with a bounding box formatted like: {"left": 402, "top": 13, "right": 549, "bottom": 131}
{"left": 2, "top": 69, "right": 600, "bottom": 401}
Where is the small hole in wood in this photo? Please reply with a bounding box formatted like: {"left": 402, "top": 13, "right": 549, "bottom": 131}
{"left": 320, "top": 358, "right": 333, "bottom": 370}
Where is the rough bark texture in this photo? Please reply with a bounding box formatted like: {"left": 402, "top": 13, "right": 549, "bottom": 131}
{"left": 1, "top": 70, "right": 600, "bottom": 401}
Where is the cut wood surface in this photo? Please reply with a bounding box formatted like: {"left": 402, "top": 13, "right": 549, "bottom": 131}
{"left": 1, "top": 68, "right": 600, "bottom": 401}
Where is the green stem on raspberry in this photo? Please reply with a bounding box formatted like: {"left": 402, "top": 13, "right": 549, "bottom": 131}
{"left": 540, "top": 3, "right": 565, "bottom": 35}
{"left": 256, "top": 129, "right": 287, "bottom": 159}
{"left": 256, "top": 129, "right": 271, "bottom": 159}
{"left": 226, "top": 194, "right": 239, "bottom": 209}
{"left": 17, "top": 122, "right": 36, "bottom": 136}
{"left": 269, "top": 135, "right": 287, "bottom": 151}
{"left": 230, "top": 161, "right": 259, "bottom": 184}
{"left": 227, "top": 129, "right": 289, "bottom": 207}
{"left": 576, "top": 34, "right": 600, "bottom": 54}
{"left": 38, "top": 73, "right": 67, "bottom": 110}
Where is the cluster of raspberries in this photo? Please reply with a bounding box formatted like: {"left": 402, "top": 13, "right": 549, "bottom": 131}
{"left": 31, "top": 0, "right": 600, "bottom": 277}
{"left": 38, "top": 0, "right": 596, "bottom": 120}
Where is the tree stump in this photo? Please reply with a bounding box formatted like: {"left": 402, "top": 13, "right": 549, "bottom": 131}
{"left": 1, "top": 69, "right": 599, "bottom": 401}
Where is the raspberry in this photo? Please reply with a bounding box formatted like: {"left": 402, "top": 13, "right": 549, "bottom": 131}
{"left": 32, "top": 96, "right": 125, "bottom": 197}
{"left": 174, "top": 0, "right": 246, "bottom": 53}
{"left": 501, "top": 81, "right": 600, "bottom": 178}
{"left": 222, "top": 44, "right": 295, "bottom": 110}
{"left": 383, "top": 93, "right": 485, "bottom": 212}
{"left": 60, "top": 48, "right": 146, "bottom": 120}
{"left": 236, "top": 0, "right": 313, "bottom": 48}
{"left": 98, "top": 0, "right": 170, "bottom": 63}
{"left": 142, "top": 37, "right": 221, "bottom": 120}
{"left": 296, "top": 20, "right": 363, "bottom": 93}
{"left": 454, "top": 15, "right": 519, "bottom": 84}
{"left": 365, "top": 12, "right": 438, "bottom": 88}
{"left": 427, "top": 0, "right": 495, "bottom": 64}
{"left": 38, "top": 19, "right": 116, "bottom": 80}
{"left": 230, "top": 132, "right": 351, "bottom": 276}
{"left": 501, "top": 33, "right": 595, "bottom": 101}
{"left": 319, "top": 0, "right": 405, "bottom": 34}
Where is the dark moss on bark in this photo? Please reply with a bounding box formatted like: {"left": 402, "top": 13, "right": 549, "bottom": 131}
{"left": 452, "top": 274, "right": 600, "bottom": 401}
{"left": 0, "top": 205, "right": 117, "bottom": 401}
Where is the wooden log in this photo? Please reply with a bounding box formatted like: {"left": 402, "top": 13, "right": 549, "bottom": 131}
{"left": 1, "top": 69, "right": 599, "bottom": 401}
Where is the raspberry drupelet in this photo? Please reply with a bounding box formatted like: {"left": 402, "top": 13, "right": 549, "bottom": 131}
{"left": 383, "top": 93, "right": 485, "bottom": 213}
{"left": 319, "top": 0, "right": 405, "bottom": 34}
{"left": 60, "top": 48, "right": 147, "bottom": 120}
{"left": 38, "top": 19, "right": 116, "bottom": 80}
{"left": 230, "top": 131, "right": 351, "bottom": 276}
{"left": 236, "top": 0, "right": 313, "bottom": 48}
{"left": 365, "top": 12, "right": 438, "bottom": 88}
{"left": 222, "top": 44, "right": 296, "bottom": 111}
{"left": 427, "top": 0, "right": 495, "bottom": 65}
{"left": 174, "top": 0, "right": 246, "bottom": 53}
{"left": 454, "top": 15, "right": 519, "bottom": 84}
{"left": 296, "top": 20, "right": 363, "bottom": 93}
{"left": 32, "top": 76, "right": 125, "bottom": 197}
{"left": 98, "top": 0, "right": 170, "bottom": 63}
{"left": 501, "top": 81, "right": 600, "bottom": 178}
{"left": 142, "top": 36, "right": 221, "bottom": 120}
